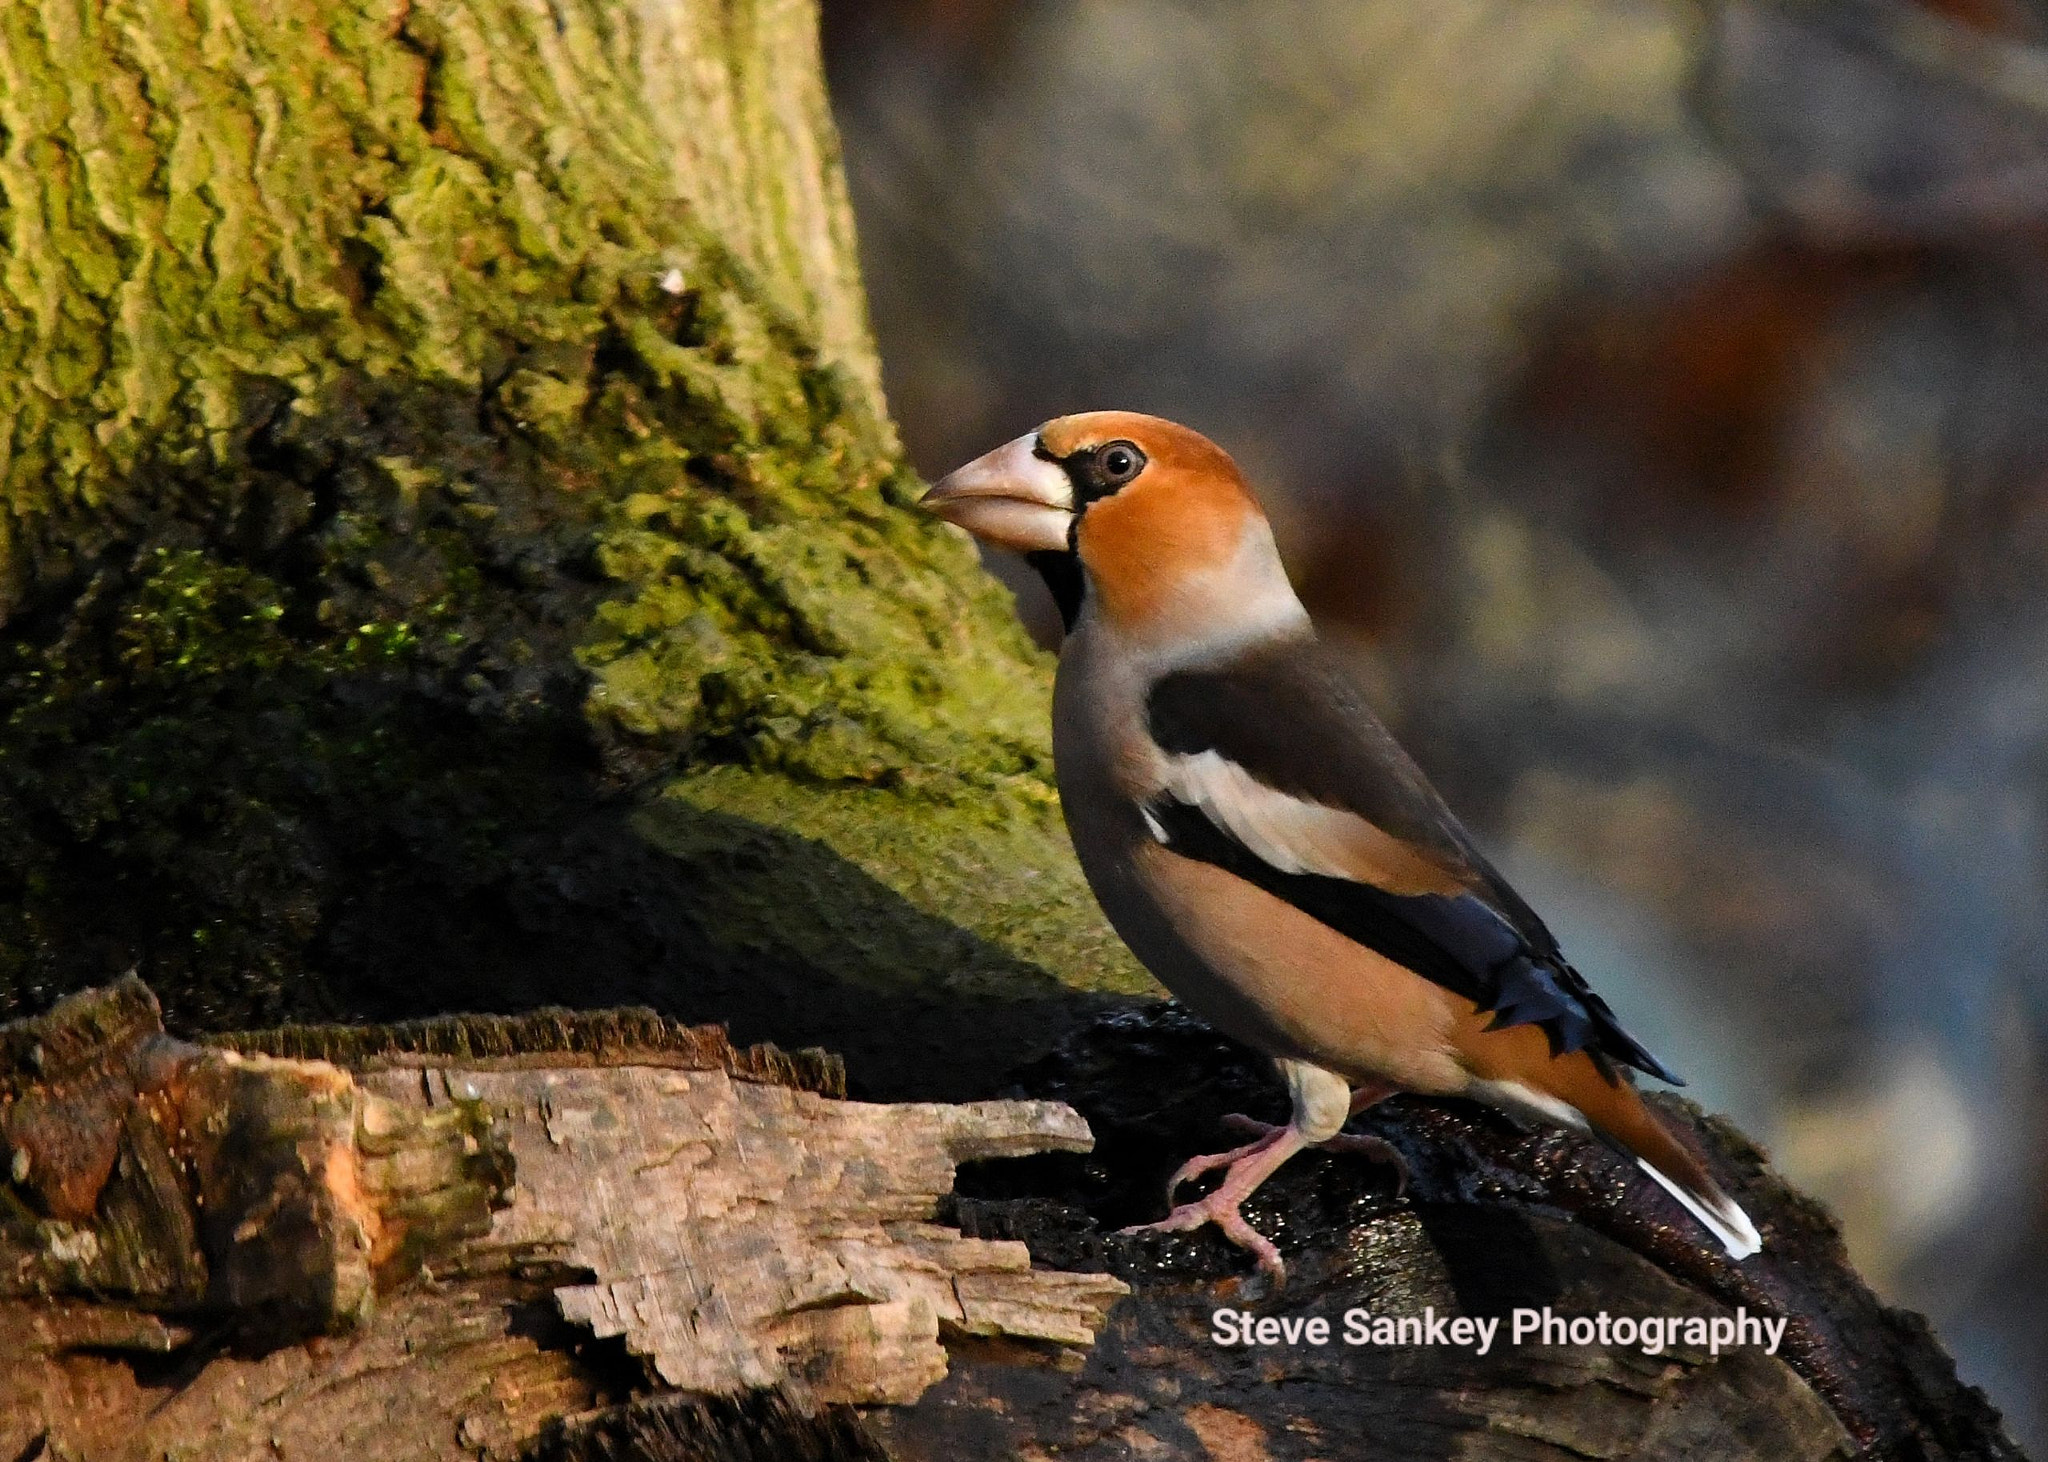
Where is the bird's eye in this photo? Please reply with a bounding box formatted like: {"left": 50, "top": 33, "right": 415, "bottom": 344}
{"left": 1095, "top": 440, "right": 1146, "bottom": 486}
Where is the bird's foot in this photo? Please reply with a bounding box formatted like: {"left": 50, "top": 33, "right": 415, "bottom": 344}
{"left": 1162, "top": 1124, "right": 1290, "bottom": 1207}
{"left": 1116, "top": 1177, "right": 1289, "bottom": 1285}
{"left": 1220, "top": 1113, "right": 1410, "bottom": 1196}
{"left": 1119, "top": 1122, "right": 1312, "bottom": 1285}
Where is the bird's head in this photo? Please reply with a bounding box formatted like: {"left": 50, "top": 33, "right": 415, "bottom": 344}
{"left": 920, "top": 411, "right": 1304, "bottom": 645}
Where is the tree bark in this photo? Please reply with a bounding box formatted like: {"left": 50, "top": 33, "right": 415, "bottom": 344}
{"left": 2, "top": 983, "right": 2020, "bottom": 1461}
{"left": 0, "top": 0, "right": 1148, "bottom": 1100}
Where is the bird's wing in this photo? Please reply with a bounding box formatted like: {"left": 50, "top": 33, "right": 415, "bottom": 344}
{"left": 1143, "top": 640, "right": 1682, "bottom": 1085}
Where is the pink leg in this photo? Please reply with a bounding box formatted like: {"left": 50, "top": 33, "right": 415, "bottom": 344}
{"left": 1119, "top": 1082, "right": 1407, "bottom": 1286}
{"left": 1218, "top": 1082, "right": 1408, "bottom": 1196}
{"left": 1162, "top": 1123, "right": 1291, "bottom": 1207}
{"left": 1117, "top": 1123, "right": 1312, "bottom": 1282}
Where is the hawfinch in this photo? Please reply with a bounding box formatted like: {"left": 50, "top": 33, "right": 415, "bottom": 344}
{"left": 921, "top": 411, "right": 1761, "bottom": 1283}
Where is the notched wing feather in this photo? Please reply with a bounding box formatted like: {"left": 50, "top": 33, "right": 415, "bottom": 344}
{"left": 1144, "top": 642, "right": 1683, "bottom": 1085}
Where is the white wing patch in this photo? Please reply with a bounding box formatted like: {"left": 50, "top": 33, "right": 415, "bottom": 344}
{"left": 1157, "top": 750, "right": 1465, "bottom": 896}
{"left": 1161, "top": 750, "right": 1354, "bottom": 876}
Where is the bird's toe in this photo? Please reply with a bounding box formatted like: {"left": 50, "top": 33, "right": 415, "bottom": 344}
{"left": 1116, "top": 1188, "right": 1287, "bottom": 1286}
{"left": 1319, "top": 1131, "right": 1410, "bottom": 1196}
{"left": 1163, "top": 1125, "right": 1288, "bottom": 1206}
{"left": 1219, "top": 1112, "right": 1283, "bottom": 1140}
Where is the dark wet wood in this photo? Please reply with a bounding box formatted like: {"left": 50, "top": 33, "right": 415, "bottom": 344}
{"left": 905, "top": 1003, "right": 2026, "bottom": 1462}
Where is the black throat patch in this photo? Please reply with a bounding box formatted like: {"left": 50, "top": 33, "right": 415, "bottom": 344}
{"left": 1024, "top": 549, "right": 1085, "bottom": 632}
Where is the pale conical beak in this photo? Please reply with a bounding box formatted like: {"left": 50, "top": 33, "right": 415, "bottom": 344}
{"left": 918, "top": 434, "right": 1075, "bottom": 553}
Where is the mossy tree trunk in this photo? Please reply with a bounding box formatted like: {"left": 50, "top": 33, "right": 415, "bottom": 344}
{"left": 0, "top": 0, "right": 1147, "bottom": 1096}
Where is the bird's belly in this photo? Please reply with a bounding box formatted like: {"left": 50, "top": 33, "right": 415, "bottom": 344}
{"left": 1091, "top": 835, "right": 1468, "bottom": 1095}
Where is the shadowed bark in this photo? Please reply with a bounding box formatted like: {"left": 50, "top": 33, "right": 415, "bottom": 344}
{"left": 899, "top": 1003, "right": 2023, "bottom": 1462}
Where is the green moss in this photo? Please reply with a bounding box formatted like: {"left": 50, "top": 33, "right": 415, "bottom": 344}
{"left": 0, "top": 0, "right": 1139, "bottom": 1077}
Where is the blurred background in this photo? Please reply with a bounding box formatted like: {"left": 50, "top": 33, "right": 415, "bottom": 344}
{"left": 822, "top": 0, "right": 2048, "bottom": 1445}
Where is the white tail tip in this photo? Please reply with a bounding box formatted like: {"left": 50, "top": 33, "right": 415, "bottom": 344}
{"left": 1638, "top": 1158, "right": 1763, "bottom": 1260}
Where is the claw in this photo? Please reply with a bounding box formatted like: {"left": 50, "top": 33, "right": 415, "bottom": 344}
{"left": 1122, "top": 1089, "right": 1409, "bottom": 1285}
{"left": 1118, "top": 1122, "right": 1310, "bottom": 1285}
{"left": 1119, "top": 1185, "right": 1289, "bottom": 1285}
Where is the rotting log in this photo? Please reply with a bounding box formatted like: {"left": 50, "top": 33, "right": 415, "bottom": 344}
{"left": 0, "top": 974, "right": 510, "bottom": 1333}
{"left": 0, "top": 989, "right": 2024, "bottom": 1461}
{"left": 343, "top": 1060, "right": 1123, "bottom": 1403}
{"left": 0, "top": 978, "right": 1127, "bottom": 1460}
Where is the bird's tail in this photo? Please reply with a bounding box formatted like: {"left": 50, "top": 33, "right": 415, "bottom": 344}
{"left": 1567, "top": 1069, "right": 1762, "bottom": 1260}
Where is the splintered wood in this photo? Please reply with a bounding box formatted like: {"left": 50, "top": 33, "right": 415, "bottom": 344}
{"left": 2, "top": 982, "right": 1127, "bottom": 1458}
{"left": 360, "top": 1063, "right": 1127, "bottom": 1404}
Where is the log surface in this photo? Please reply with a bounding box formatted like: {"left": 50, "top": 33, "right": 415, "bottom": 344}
{"left": 886, "top": 1003, "right": 2025, "bottom": 1462}
{"left": 358, "top": 1061, "right": 1124, "bottom": 1404}
{"left": 0, "top": 980, "right": 1127, "bottom": 1461}
{"left": 1, "top": 984, "right": 2023, "bottom": 1462}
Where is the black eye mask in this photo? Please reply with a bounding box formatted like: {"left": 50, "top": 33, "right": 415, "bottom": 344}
{"left": 1065, "top": 438, "right": 1148, "bottom": 507}
{"left": 1022, "top": 438, "right": 1149, "bottom": 632}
